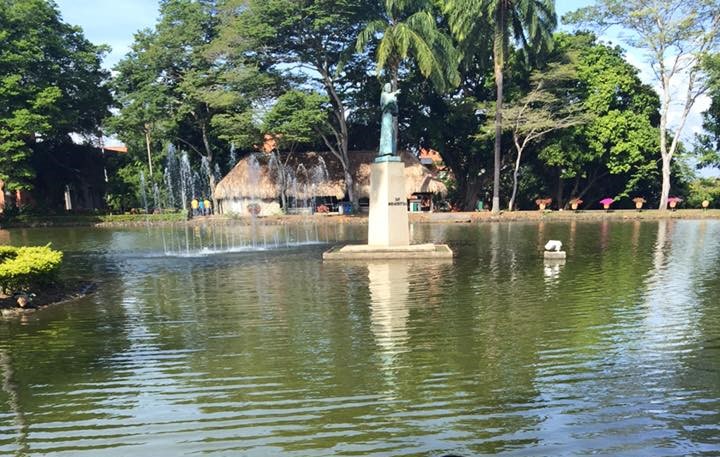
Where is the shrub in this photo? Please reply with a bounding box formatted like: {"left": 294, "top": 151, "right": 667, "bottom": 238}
{"left": 535, "top": 198, "right": 552, "bottom": 209}
{"left": 687, "top": 178, "right": 720, "bottom": 208}
{"left": 0, "top": 245, "right": 63, "bottom": 294}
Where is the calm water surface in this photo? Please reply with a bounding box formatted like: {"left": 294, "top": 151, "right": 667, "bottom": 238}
{"left": 0, "top": 220, "right": 719, "bottom": 456}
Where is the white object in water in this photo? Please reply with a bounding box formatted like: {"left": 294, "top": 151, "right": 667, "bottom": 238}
{"left": 544, "top": 240, "right": 563, "bottom": 252}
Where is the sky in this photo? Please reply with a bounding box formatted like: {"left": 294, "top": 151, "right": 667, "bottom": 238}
{"left": 55, "top": 0, "right": 159, "bottom": 70}
{"left": 54, "top": 0, "right": 711, "bottom": 170}
{"left": 54, "top": 0, "right": 594, "bottom": 70}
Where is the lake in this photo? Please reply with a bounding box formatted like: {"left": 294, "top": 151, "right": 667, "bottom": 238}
{"left": 0, "top": 220, "right": 719, "bottom": 456}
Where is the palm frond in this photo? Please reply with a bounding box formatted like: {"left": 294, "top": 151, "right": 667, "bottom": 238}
{"left": 355, "top": 19, "right": 388, "bottom": 53}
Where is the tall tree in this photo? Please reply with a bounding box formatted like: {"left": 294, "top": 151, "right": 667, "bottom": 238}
{"left": 215, "top": 0, "right": 375, "bottom": 208}
{"left": 355, "top": 0, "right": 460, "bottom": 158}
{"left": 111, "top": 0, "right": 267, "bottom": 206}
{"left": 0, "top": 0, "right": 110, "bottom": 191}
{"left": 263, "top": 90, "right": 330, "bottom": 210}
{"left": 566, "top": 0, "right": 720, "bottom": 210}
{"left": 491, "top": 61, "right": 587, "bottom": 211}
{"left": 107, "top": 29, "right": 170, "bottom": 179}
{"left": 355, "top": 0, "right": 460, "bottom": 91}
{"left": 696, "top": 53, "right": 720, "bottom": 166}
{"left": 445, "top": 0, "right": 556, "bottom": 213}
{"left": 535, "top": 33, "right": 660, "bottom": 208}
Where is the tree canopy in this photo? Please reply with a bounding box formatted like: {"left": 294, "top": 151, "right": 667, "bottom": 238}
{"left": 3, "top": 0, "right": 720, "bottom": 213}
{"left": 0, "top": 0, "right": 110, "bottom": 190}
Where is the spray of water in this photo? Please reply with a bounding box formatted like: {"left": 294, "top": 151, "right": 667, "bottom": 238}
{"left": 152, "top": 183, "right": 161, "bottom": 211}
{"left": 228, "top": 143, "right": 238, "bottom": 168}
{"left": 179, "top": 152, "right": 193, "bottom": 210}
{"left": 164, "top": 166, "right": 176, "bottom": 209}
{"left": 139, "top": 171, "right": 149, "bottom": 214}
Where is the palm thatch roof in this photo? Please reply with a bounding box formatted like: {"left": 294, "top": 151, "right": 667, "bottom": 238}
{"left": 214, "top": 150, "right": 447, "bottom": 201}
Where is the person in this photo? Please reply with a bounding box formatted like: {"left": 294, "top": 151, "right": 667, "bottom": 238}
{"left": 198, "top": 198, "right": 205, "bottom": 216}
{"left": 203, "top": 197, "right": 212, "bottom": 216}
{"left": 191, "top": 197, "right": 199, "bottom": 217}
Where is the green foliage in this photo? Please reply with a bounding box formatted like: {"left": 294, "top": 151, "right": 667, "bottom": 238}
{"left": 696, "top": 54, "right": 720, "bottom": 167}
{"left": 96, "top": 213, "right": 187, "bottom": 223}
{"left": 536, "top": 33, "right": 660, "bottom": 203}
{"left": 445, "top": 0, "right": 557, "bottom": 66}
{"left": 109, "top": 0, "right": 272, "bottom": 201}
{"left": 0, "top": 0, "right": 110, "bottom": 190}
{"left": 565, "top": 0, "right": 720, "bottom": 208}
{"left": 355, "top": 0, "right": 460, "bottom": 91}
{"left": 263, "top": 91, "right": 330, "bottom": 152}
{"left": 0, "top": 245, "right": 63, "bottom": 294}
{"left": 444, "top": 0, "right": 557, "bottom": 211}
{"left": 687, "top": 178, "right": 720, "bottom": 208}
{"left": 216, "top": 0, "right": 379, "bottom": 205}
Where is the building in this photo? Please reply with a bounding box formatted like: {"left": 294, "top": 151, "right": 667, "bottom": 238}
{"left": 213, "top": 151, "right": 447, "bottom": 216}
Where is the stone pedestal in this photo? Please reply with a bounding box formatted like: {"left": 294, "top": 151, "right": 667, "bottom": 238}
{"left": 368, "top": 159, "right": 410, "bottom": 246}
{"left": 323, "top": 156, "right": 453, "bottom": 261}
{"left": 544, "top": 250, "right": 567, "bottom": 260}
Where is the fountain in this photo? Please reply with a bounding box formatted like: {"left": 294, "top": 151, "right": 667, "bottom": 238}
{"left": 179, "top": 151, "right": 194, "bottom": 211}
{"left": 139, "top": 171, "right": 149, "bottom": 214}
{"left": 140, "top": 144, "right": 326, "bottom": 257}
{"left": 152, "top": 183, "right": 161, "bottom": 212}
{"left": 150, "top": 223, "right": 329, "bottom": 257}
{"left": 228, "top": 142, "right": 238, "bottom": 168}
{"left": 164, "top": 165, "right": 176, "bottom": 209}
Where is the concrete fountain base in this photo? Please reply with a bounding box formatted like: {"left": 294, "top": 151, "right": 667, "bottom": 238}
{"left": 323, "top": 243, "right": 453, "bottom": 260}
{"left": 323, "top": 160, "right": 453, "bottom": 261}
{"left": 544, "top": 250, "right": 567, "bottom": 260}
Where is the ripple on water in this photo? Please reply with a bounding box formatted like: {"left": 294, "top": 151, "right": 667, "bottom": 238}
{"left": 1, "top": 221, "right": 720, "bottom": 455}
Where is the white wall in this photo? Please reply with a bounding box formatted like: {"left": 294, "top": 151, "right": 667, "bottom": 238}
{"left": 219, "top": 198, "right": 281, "bottom": 217}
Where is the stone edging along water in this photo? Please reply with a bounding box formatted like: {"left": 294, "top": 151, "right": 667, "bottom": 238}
{"left": 3, "top": 209, "right": 720, "bottom": 229}
{"left": 100, "top": 209, "right": 720, "bottom": 226}
{"left": 0, "top": 282, "right": 96, "bottom": 318}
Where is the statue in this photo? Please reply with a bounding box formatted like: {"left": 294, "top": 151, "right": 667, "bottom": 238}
{"left": 378, "top": 83, "right": 400, "bottom": 157}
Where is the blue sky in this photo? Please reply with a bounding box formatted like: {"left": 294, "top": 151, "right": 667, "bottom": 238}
{"left": 56, "top": 0, "right": 593, "bottom": 70}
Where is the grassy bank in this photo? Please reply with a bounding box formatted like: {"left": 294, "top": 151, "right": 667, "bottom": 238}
{"left": 1, "top": 211, "right": 188, "bottom": 228}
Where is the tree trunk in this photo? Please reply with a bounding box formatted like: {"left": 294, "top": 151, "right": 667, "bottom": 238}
{"left": 491, "top": 11, "right": 505, "bottom": 214}
{"left": 461, "top": 177, "right": 483, "bottom": 211}
{"left": 556, "top": 173, "right": 564, "bottom": 210}
{"left": 566, "top": 175, "right": 580, "bottom": 209}
{"left": 343, "top": 169, "right": 355, "bottom": 210}
{"left": 280, "top": 183, "right": 288, "bottom": 213}
{"left": 391, "top": 64, "right": 399, "bottom": 161}
{"left": 508, "top": 144, "right": 522, "bottom": 211}
{"left": 319, "top": 60, "right": 355, "bottom": 209}
{"left": 660, "top": 154, "right": 671, "bottom": 210}
{"left": 144, "top": 128, "right": 153, "bottom": 176}
{"left": 658, "top": 72, "right": 671, "bottom": 210}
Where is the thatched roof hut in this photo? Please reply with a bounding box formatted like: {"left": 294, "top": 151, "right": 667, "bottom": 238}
{"left": 214, "top": 150, "right": 447, "bottom": 202}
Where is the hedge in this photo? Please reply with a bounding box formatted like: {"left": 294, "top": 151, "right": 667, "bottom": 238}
{"left": 0, "top": 245, "right": 63, "bottom": 294}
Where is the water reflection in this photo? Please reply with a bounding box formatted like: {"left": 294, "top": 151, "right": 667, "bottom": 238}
{"left": 0, "top": 222, "right": 719, "bottom": 456}
{"left": 368, "top": 261, "right": 410, "bottom": 360}
{"left": 0, "top": 351, "right": 28, "bottom": 456}
{"left": 543, "top": 259, "right": 565, "bottom": 285}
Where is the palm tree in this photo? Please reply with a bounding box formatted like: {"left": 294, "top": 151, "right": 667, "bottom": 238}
{"left": 355, "top": 0, "right": 460, "bottom": 147}
{"left": 445, "top": 0, "right": 556, "bottom": 213}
